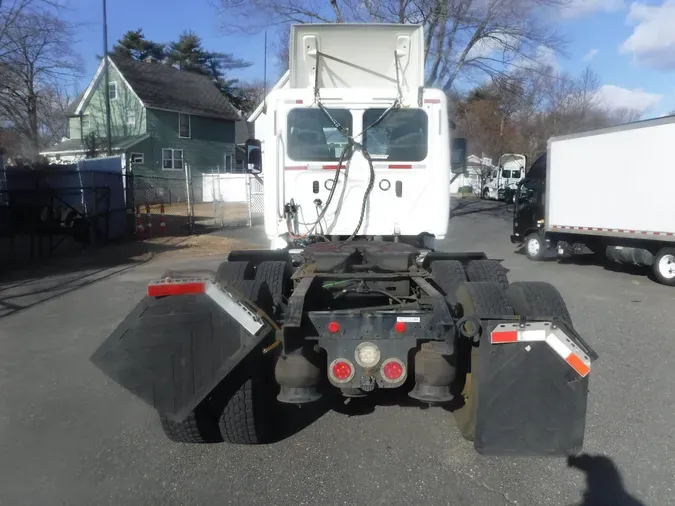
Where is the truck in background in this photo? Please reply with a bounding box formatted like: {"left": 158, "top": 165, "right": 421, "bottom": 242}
{"left": 481, "top": 153, "right": 526, "bottom": 203}
{"left": 511, "top": 118, "right": 675, "bottom": 286}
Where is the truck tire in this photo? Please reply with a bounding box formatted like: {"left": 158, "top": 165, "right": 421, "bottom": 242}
{"left": 217, "top": 278, "right": 277, "bottom": 444}
{"left": 218, "top": 374, "right": 275, "bottom": 444}
{"left": 216, "top": 261, "right": 253, "bottom": 283}
{"left": 525, "top": 233, "right": 546, "bottom": 261}
{"left": 160, "top": 406, "right": 223, "bottom": 444}
{"left": 505, "top": 282, "right": 573, "bottom": 326}
{"left": 254, "top": 261, "right": 291, "bottom": 311}
{"left": 430, "top": 260, "right": 468, "bottom": 304}
{"left": 653, "top": 247, "right": 675, "bottom": 286}
{"left": 482, "top": 188, "right": 489, "bottom": 200}
{"left": 453, "top": 282, "right": 514, "bottom": 441}
{"left": 159, "top": 279, "right": 276, "bottom": 445}
{"left": 466, "top": 260, "right": 509, "bottom": 290}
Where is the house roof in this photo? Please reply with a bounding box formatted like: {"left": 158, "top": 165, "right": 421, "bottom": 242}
{"left": 67, "top": 56, "right": 241, "bottom": 121}
{"left": 40, "top": 134, "right": 150, "bottom": 155}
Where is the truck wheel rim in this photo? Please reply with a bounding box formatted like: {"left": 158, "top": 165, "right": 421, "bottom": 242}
{"left": 527, "top": 238, "right": 540, "bottom": 256}
{"left": 659, "top": 254, "right": 675, "bottom": 279}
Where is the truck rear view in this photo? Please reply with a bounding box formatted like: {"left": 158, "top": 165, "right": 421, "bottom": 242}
{"left": 90, "top": 23, "right": 598, "bottom": 457}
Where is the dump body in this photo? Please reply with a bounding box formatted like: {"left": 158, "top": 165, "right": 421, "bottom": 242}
{"left": 546, "top": 118, "right": 675, "bottom": 240}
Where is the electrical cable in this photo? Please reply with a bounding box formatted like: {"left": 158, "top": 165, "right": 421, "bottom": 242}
{"left": 286, "top": 50, "right": 403, "bottom": 241}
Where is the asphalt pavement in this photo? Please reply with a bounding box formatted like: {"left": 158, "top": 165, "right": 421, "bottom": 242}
{"left": 1, "top": 198, "right": 673, "bottom": 505}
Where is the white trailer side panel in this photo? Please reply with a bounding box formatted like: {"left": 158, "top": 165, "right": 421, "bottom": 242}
{"left": 547, "top": 118, "right": 675, "bottom": 239}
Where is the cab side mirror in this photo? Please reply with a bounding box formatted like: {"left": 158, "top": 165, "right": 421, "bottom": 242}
{"left": 245, "top": 138, "right": 262, "bottom": 174}
{"left": 451, "top": 137, "right": 467, "bottom": 174}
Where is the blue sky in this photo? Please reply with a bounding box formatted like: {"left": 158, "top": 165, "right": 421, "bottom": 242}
{"left": 63, "top": 0, "right": 675, "bottom": 118}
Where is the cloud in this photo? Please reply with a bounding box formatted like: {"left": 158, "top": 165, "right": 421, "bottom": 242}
{"left": 594, "top": 84, "right": 662, "bottom": 113}
{"left": 620, "top": 0, "right": 675, "bottom": 69}
{"left": 560, "top": 0, "right": 626, "bottom": 18}
{"left": 582, "top": 48, "right": 599, "bottom": 62}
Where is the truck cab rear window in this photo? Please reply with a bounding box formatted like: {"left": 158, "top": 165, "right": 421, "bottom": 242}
{"left": 363, "top": 109, "right": 428, "bottom": 162}
{"left": 287, "top": 109, "right": 352, "bottom": 161}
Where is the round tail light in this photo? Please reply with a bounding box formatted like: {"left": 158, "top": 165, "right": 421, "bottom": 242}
{"left": 329, "top": 358, "right": 355, "bottom": 383}
{"left": 381, "top": 358, "right": 406, "bottom": 383}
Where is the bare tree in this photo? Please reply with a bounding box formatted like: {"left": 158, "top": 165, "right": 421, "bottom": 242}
{"left": 214, "top": 0, "right": 569, "bottom": 90}
{"left": 0, "top": 7, "right": 81, "bottom": 160}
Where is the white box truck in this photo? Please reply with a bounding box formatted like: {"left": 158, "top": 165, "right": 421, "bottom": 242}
{"left": 511, "top": 117, "right": 675, "bottom": 285}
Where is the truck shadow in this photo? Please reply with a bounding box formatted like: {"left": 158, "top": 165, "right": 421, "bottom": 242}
{"left": 567, "top": 454, "right": 646, "bottom": 506}
{"left": 451, "top": 199, "right": 513, "bottom": 219}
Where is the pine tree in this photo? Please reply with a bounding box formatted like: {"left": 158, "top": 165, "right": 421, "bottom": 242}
{"left": 112, "top": 29, "right": 165, "bottom": 62}
{"left": 166, "top": 31, "right": 252, "bottom": 111}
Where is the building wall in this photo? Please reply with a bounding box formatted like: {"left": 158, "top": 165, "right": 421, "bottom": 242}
{"left": 130, "top": 108, "right": 236, "bottom": 175}
{"left": 77, "top": 64, "right": 147, "bottom": 140}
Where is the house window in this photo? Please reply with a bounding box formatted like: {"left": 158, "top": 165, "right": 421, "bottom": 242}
{"left": 109, "top": 82, "right": 118, "bottom": 100}
{"left": 130, "top": 153, "right": 144, "bottom": 164}
{"left": 162, "top": 148, "right": 184, "bottom": 170}
{"left": 179, "top": 113, "right": 191, "bottom": 138}
{"left": 126, "top": 109, "right": 135, "bottom": 125}
{"left": 224, "top": 154, "right": 233, "bottom": 172}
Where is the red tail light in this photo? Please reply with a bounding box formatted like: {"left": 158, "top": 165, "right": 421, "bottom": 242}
{"left": 147, "top": 281, "right": 206, "bottom": 297}
{"left": 329, "top": 359, "right": 355, "bottom": 383}
{"left": 328, "top": 321, "right": 341, "bottom": 333}
{"left": 381, "top": 358, "right": 405, "bottom": 383}
{"left": 394, "top": 322, "right": 407, "bottom": 333}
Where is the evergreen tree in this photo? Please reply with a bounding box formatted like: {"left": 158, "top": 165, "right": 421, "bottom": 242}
{"left": 166, "top": 31, "right": 252, "bottom": 111}
{"left": 112, "top": 29, "right": 165, "bottom": 62}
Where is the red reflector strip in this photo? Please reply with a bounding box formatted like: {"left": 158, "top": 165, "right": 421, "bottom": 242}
{"left": 424, "top": 98, "right": 441, "bottom": 103}
{"left": 491, "top": 330, "right": 519, "bottom": 343}
{"left": 147, "top": 281, "right": 205, "bottom": 297}
{"left": 322, "top": 164, "right": 345, "bottom": 170}
{"left": 566, "top": 353, "right": 591, "bottom": 377}
{"left": 284, "top": 166, "right": 307, "bottom": 171}
{"left": 284, "top": 99, "right": 303, "bottom": 104}
{"left": 388, "top": 164, "right": 412, "bottom": 169}
{"left": 545, "top": 334, "right": 591, "bottom": 378}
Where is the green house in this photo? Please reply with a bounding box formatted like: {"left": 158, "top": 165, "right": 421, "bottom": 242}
{"left": 41, "top": 55, "right": 242, "bottom": 175}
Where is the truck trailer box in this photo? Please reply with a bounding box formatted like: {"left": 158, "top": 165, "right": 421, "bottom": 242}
{"left": 546, "top": 118, "right": 675, "bottom": 238}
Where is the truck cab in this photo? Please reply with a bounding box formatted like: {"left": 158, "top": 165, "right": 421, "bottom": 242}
{"left": 510, "top": 153, "right": 547, "bottom": 259}
{"left": 482, "top": 153, "right": 526, "bottom": 202}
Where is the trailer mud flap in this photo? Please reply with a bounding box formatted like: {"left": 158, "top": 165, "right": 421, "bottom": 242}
{"left": 90, "top": 279, "right": 275, "bottom": 422}
{"left": 473, "top": 321, "right": 596, "bottom": 456}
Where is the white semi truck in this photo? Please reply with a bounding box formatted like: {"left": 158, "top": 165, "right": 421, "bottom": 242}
{"left": 91, "top": 24, "right": 597, "bottom": 456}
{"left": 511, "top": 118, "right": 675, "bottom": 286}
{"left": 482, "top": 153, "right": 526, "bottom": 202}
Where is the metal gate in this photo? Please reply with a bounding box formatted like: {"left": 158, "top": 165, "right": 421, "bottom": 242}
{"left": 246, "top": 174, "right": 264, "bottom": 227}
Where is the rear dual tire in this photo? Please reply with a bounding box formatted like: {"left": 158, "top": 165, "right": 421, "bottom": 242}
{"left": 159, "top": 376, "right": 274, "bottom": 444}
{"left": 159, "top": 262, "right": 284, "bottom": 445}
{"left": 452, "top": 280, "right": 573, "bottom": 442}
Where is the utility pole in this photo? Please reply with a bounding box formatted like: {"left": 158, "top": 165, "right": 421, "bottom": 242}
{"left": 103, "top": 0, "right": 112, "bottom": 156}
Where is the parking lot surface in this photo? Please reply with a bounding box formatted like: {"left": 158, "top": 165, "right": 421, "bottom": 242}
{"left": 0, "top": 198, "right": 672, "bottom": 505}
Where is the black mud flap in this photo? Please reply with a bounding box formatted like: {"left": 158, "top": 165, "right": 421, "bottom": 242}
{"left": 90, "top": 282, "right": 275, "bottom": 422}
{"left": 473, "top": 320, "right": 596, "bottom": 457}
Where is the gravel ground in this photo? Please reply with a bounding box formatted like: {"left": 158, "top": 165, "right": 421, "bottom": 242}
{"left": 0, "top": 198, "right": 672, "bottom": 506}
